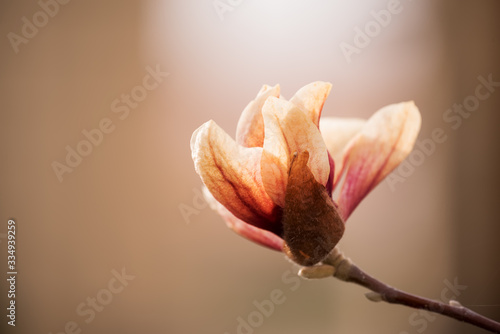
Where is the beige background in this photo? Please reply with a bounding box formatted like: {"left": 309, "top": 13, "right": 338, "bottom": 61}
{"left": 0, "top": 1, "right": 499, "bottom": 333}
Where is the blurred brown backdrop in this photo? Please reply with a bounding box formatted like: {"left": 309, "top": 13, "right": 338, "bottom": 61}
{"left": 0, "top": 1, "right": 499, "bottom": 333}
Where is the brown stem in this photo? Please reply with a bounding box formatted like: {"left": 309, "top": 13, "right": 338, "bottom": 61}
{"left": 322, "top": 249, "right": 500, "bottom": 333}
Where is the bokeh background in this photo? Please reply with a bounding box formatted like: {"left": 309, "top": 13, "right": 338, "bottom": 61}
{"left": 1, "top": 1, "right": 499, "bottom": 333}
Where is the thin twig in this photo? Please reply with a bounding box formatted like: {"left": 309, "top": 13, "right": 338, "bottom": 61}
{"left": 322, "top": 248, "right": 500, "bottom": 333}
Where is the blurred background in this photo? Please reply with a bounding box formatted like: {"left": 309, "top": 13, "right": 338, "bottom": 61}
{"left": 0, "top": 1, "right": 499, "bottom": 333}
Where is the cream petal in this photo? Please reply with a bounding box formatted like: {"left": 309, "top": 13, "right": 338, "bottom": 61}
{"left": 320, "top": 117, "right": 366, "bottom": 186}
{"left": 337, "top": 101, "right": 422, "bottom": 219}
{"left": 236, "top": 84, "right": 280, "bottom": 147}
{"left": 290, "top": 81, "right": 332, "bottom": 127}
{"left": 191, "top": 120, "right": 279, "bottom": 230}
{"left": 260, "top": 97, "right": 330, "bottom": 207}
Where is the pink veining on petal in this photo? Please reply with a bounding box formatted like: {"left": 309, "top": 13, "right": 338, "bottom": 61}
{"left": 337, "top": 102, "right": 421, "bottom": 220}
{"left": 191, "top": 120, "right": 280, "bottom": 233}
{"left": 225, "top": 213, "right": 284, "bottom": 252}
{"left": 203, "top": 187, "right": 284, "bottom": 251}
{"left": 320, "top": 117, "right": 366, "bottom": 188}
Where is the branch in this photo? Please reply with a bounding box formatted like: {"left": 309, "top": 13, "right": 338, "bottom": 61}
{"left": 302, "top": 248, "right": 500, "bottom": 333}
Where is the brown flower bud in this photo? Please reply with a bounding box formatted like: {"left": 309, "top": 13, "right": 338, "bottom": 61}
{"left": 282, "top": 151, "right": 345, "bottom": 266}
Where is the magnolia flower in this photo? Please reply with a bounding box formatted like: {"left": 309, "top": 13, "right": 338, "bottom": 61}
{"left": 191, "top": 82, "right": 421, "bottom": 265}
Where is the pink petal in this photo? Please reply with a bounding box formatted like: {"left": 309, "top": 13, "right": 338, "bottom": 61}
{"left": 337, "top": 101, "right": 421, "bottom": 220}
{"left": 226, "top": 215, "right": 284, "bottom": 252}
{"left": 191, "top": 120, "right": 280, "bottom": 232}
{"left": 260, "top": 97, "right": 331, "bottom": 207}
{"left": 236, "top": 84, "right": 280, "bottom": 148}
{"left": 320, "top": 117, "right": 366, "bottom": 186}
{"left": 290, "top": 81, "right": 332, "bottom": 127}
{"left": 203, "top": 188, "right": 284, "bottom": 251}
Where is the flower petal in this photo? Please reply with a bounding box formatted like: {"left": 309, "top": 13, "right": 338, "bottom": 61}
{"left": 226, "top": 215, "right": 285, "bottom": 252}
{"left": 260, "top": 97, "right": 330, "bottom": 207}
{"left": 320, "top": 117, "right": 366, "bottom": 186}
{"left": 191, "top": 120, "right": 280, "bottom": 233}
{"left": 203, "top": 188, "right": 284, "bottom": 251}
{"left": 290, "top": 81, "right": 332, "bottom": 127}
{"left": 236, "top": 84, "right": 280, "bottom": 147}
{"left": 337, "top": 101, "right": 421, "bottom": 219}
